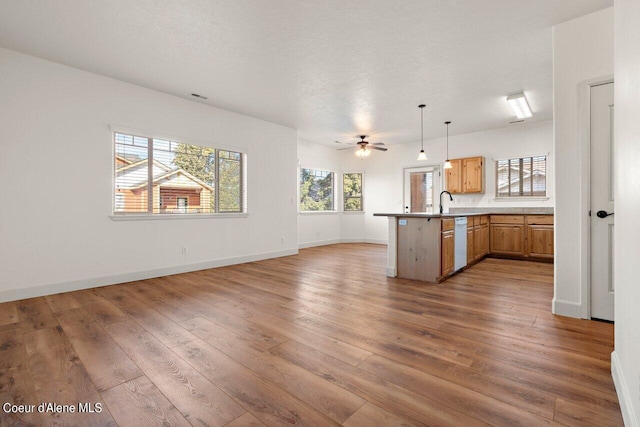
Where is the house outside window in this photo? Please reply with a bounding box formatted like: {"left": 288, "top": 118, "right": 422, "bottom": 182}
{"left": 114, "top": 193, "right": 125, "bottom": 212}
{"left": 114, "top": 132, "right": 245, "bottom": 215}
{"left": 177, "top": 197, "right": 188, "bottom": 213}
{"left": 343, "top": 173, "right": 363, "bottom": 211}
{"left": 300, "top": 168, "right": 335, "bottom": 211}
{"left": 496, "top": 155, "right": 546, "bottom": 198}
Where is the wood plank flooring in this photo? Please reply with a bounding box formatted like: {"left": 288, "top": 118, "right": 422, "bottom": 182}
{"left": 0, "top": 243, "right": 622, "bottom": 426}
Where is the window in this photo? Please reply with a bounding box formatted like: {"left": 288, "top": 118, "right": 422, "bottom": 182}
{"left": 114, "top": 132, "right": 245, "bottom": 215}
{"left": 343, "top": 173, "right": 363, "bottom": 211}
{"left": 496, "top": 155, "right": 546, "bottom": 197}
{"left": 300, "top": 168, "right": 334, "bottom": 211}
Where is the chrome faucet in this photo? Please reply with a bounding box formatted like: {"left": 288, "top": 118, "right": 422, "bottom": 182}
{"left": 439, "top": 191, "right": 453, "bottom": 214}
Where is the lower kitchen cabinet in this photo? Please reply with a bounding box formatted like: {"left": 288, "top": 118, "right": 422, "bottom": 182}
{"left": 473, "top": 216, "right": 489, "bottom": 260}
{"left": 441, "top": 230, "right": 454, "bottom": 277}
{"left": 489, "top": 215, "right": 554, "bottom": 261}
{"left": 526, "top": 215, "right": 554, "bottom": 259}
{"left": 467, "top": 223, "right": 474, "bottom": 264}
{"left": 489, "top": 215, "right": 525, "bottom": 257}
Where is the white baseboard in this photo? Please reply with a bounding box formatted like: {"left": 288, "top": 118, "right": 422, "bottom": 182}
{"left": 552, "top": 298, "right": 584, "bottom": 318}
{"left": 386, "top": 267, "right": 396, "bottom": 277}
{"left": 364, "top": 238, "right": 388, "bottom": 245}
{"left": 298, "top": 239, "right": 342, "bottom": 249}
{"left": 298, "top": 238, "right": 388, "bottom": 249}
{"left": 612, "top": 350, "right": 639, "bottom": 427}
{"left": 0, "top": 248, "right": 298, "bottom": 303}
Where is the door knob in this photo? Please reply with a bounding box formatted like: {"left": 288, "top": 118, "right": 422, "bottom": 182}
{"left": 596, "top": 210, "right": 614, "bottom": 218}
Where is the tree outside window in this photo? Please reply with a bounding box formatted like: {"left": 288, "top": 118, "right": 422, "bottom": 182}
{"left": 300, "top": 168, "right": 334, "bottom": 211}
{"left": 343, "top": 173, "right": 363, "bottom": 211}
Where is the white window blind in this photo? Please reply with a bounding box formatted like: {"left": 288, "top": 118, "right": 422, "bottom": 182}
{"left": 114, "top": 132, "right": 245, "bottom": 215}
{"left": 496, "top": 156, "right": 546, "bottom": 197}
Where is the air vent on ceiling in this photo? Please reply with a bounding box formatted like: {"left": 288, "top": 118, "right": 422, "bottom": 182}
{"left": 510, "top": 119, "right": 525, "bottom": 124}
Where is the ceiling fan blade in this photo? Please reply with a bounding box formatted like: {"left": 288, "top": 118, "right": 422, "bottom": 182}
{"left": 372, "top": 142, "right": 385, "bottom": 146}
{"left": 336, "top": 146, "right": 357, "bottom": 151}
{"left": 371, "top": 146, "right": 388, "bottom": 151}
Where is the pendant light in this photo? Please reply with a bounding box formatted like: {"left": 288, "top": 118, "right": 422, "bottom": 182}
{"left": 417, "top": 104, "right": 427, "bottom": 161}
{"left": 443, "top": 121, "right": 452, "bottom": 169}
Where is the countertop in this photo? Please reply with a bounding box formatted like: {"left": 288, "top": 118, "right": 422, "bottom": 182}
{"left": 373, "top": 208, "right": 554, "bottom": 218}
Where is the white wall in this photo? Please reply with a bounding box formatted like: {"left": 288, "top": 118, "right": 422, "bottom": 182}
{"left": 297, "top": 140, "right": 343, "bottom": 247}
{"left": 0, "top": 47, "right": 298, "bottom": 302}
{"left": 339, "top": 120, "right": 554, "bottom": 243}
{"left": 613, "top": 0, "right": 640, "bottom": 424}
{"left": 552, "top": 8, "right": 613, "bottom": 317}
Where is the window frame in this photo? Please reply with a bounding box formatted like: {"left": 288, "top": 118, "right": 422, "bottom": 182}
{"left": 495, "top": 155, "right": 547, "bottom": 199}
{"left": 111, "top": 127, "right": 247, "bottom": 219}
{"left": 299, "top": 167, "right": 337, "bottom": 213}
{"left": 342, "top": 172, "right": 364, "bottom": 212}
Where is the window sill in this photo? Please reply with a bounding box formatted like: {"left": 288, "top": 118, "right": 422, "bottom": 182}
{"left": 299, "top": 211, "right": 339, "bottom": 216}
{"left": 342, "top": 211, "right": 365, "bottom": 215}
{"left": 493, "top": 197, "right": 549, "bottom": 202}
{"left": 110, "top": 213, "right": 249, "bottom": 221}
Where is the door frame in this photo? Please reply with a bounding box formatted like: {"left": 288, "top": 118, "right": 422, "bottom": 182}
{"left": 577, "top": 76, "right": 614, "bottom": 319}
{"left": 402, "top": 165, "right": 441, "bottom": 214}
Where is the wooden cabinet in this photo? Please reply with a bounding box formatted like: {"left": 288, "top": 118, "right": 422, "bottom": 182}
{"left": 474, "top": 216, "right": 489, "bottom": 260}
{"left": 526, "top": 215, "right": 554, "bottom": 259}
{"left": 463, "top": 156, "right": 484, "bottom": 193}
{"left": 440, "top": 218, "right": 455, "bottom": 277}
{"left": 489, "top": 215, "right": 554, "bottom": 260}
{"left": 441, "top": 230, "right": 455, "bottom": 277}
{"left": 445, "top": 159, "right": 463, "bottom": 193}
{"left": 490, "top": 215, "right": 525, "bottom": 257}
{"left": 467, "top": 221, "right": 474, "bottom": 264}
{"left": 445, "top": 156, "right": 484, "bottom": 194}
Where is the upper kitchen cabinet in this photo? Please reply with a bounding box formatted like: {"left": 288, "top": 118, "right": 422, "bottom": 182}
{"left": 445, "top": 156, "right": 484, "bottom": 194}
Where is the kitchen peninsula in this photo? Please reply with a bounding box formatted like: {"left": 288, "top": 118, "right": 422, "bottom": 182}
{"left": 374, "top": 209, "right": 554, "bottom": 283}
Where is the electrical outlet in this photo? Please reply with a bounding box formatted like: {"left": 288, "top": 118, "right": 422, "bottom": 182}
{"left": 182, "top": 246, "right": 188, "bottom": 255}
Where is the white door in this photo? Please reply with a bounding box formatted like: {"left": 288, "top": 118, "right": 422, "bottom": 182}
{"left": 590, "top": 82, "right": 615, "bottom": 321}
{"left": 403, "top": 167, "right": 441, "bottom": 213}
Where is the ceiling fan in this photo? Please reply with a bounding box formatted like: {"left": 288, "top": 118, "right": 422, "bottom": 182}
{"left": 337, "top": 135, "right": 388, "bottom": 157}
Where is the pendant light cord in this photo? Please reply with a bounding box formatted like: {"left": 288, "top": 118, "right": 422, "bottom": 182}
{"left": 445, "top": 120, "right": 451, "bottom": 159}
{"left": 421, "top": 108, "right": 424, "bottom": 150}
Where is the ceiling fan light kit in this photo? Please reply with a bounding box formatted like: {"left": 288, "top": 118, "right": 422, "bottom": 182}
{"left": 417, "top": 104, "right": 427, "bottom": 161}
{"left": 355, "top": 146, "right": 371, "bottom": 157}
{"left": 443, "top": 120, "right": 453, "bottom": 169}
{"left": 338, "top": 135, "right": 387, "bottom": 157}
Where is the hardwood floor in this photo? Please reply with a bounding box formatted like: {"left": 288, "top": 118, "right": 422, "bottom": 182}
{"left": 0, "top": 243, "right": 622, "bottom": 426}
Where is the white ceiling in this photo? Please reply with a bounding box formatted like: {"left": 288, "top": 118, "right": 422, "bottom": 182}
{"left": 0, "top": 0, "right": 611, "bottom": 146}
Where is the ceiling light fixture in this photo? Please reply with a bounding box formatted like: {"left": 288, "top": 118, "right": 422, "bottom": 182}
{"left": 355, "top": 145, "right": 371, "bottom": 157}
{"left": 417, "top": 104, "right": 427, "bottom": 161}
{"left": 506, "top": 92, "right": 532, "bottom": 119}
{"left": 443, "top": 121, "right": 452, "bottom": 169}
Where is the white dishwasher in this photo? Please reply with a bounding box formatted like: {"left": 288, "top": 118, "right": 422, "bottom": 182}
{"left": 454, "top": 217, "right": 468, "bottom": 272}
